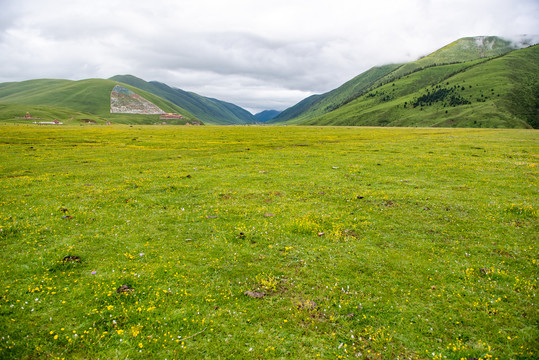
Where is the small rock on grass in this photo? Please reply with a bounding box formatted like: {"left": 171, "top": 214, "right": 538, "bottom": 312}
{"left": 244, "top": 291, "right": 265, "bottom": 298}
{"left": 297, "top": 300, "right": 318, "bottom": 311}
{"left": 117, "top": 285, "right": 134, "bottom": 294}
{"left": 62, "top": 255, "right": 81, "bottom": 263}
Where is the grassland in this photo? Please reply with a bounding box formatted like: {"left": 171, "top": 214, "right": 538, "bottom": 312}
{"left": 0, "top": 125, "right": 537, "bottom": 359}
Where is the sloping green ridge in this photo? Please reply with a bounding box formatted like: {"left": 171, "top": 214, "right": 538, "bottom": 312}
{"left": 300, "top": 45, "right": 538, "bottom": 128}
{"left": 273, "top": 36, "right": 528, "bottom": 127}
{"left": 270, "top": 64, "right": 401, "bottom": 123}
{"left": 269, "top": 94, "right": 322, "bottom": 123}
{"left": 377, "top": 36, "right": 520, "bottom": 85}
{"left": 282, "top": 60, "right": 484, "bottom": 125}
{"left": 110, "top": 75, "right": 255, "bottom": 125}
{"left": 0, "top": 78, "right": 201, "bottom": 124}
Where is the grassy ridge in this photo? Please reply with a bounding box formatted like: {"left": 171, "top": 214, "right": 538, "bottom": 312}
{"left": 375, "top": 36, "right": 519, "bottom": 85}
{"left": 110, "top": 75, "right": 255, "bottom": 125}
{"left": 273, "top": 37, "right": 537, "bottom": 128}
{"left": 271, "top": 64, "right": 401, "bottom": 123}
{"left": 295, "top": 45, "right": 538, "bottom": 128}
{"left": 0, "top": 125, "right": 537, "bottom": 359}
{"left": 285, "top": 61, "right": 482, "bottom": 126}
{"left": 0, "top": 79, "right": 201, "bottom": 125}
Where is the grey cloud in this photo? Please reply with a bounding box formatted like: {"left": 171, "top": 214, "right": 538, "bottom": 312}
{"left": 130, "top": 31, "right": 332, "bottom": 88}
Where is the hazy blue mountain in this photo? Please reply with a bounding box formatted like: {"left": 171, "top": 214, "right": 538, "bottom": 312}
{"left": 254, "top": 110, "right": 281, "bottom": 122}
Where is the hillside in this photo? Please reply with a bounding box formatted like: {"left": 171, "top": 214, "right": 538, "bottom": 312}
{"left": 0, "top": 78, "right": 201, "bottom": 125}
{"left": 270, "top": 64, "right": 401, "bottom": 123}
{"left": 374, "top": 36, "right": 525, "bottom": 85}
{"left": 0, "top": 103, "right": 105, "bottom": 124}
{"left": 109, "top": 75, "right": 255, "bottom": 125}
{"left": 254, "top": 110, "right": 281, "bottom": 122}
{"left": 273, "top": 36, "right": 537, "bottom": 128}
{"left": 296, "top": 44, "right": 538, "bottom": 128}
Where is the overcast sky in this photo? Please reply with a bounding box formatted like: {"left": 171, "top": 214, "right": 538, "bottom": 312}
{"left": 0, "top": 0, "right": 537, "bottom": 113}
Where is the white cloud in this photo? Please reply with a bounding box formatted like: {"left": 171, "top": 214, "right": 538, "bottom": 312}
{"left": 0, "top": 0, "right": 537, "bottom": 113}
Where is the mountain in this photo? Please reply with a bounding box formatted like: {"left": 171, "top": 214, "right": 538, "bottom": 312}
{"left": 1, "top": 36, "right": 535, "bottom": 128}
{"left": 270, "top": 64, "right": 401, "bottom": 123}
{"left": 272, "top": 36, "right": 538, "bottom": 128}
{"left": 109, "top": 75, "right": 255, "bottom": 125}
{"left": 254, "top": 110, "right": 281, "bottom": 122}
{"left": 0, "top": 78, "right": 200, "bottom": 125}
{"left": 373, "top": 36, "right": 528, "bottom": 84}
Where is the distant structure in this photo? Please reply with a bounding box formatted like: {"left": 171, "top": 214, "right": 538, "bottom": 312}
{"left": 159, "top": 113, "right": 184, "bottom": 120}
{"left": 18, "top": 111, "right": 40, "bottom": 120}
{"left": 110, "top": 85, "right": 165, "bottom": 114}
{"left": 34, "top": 120, "right": 63, "bottom": 125}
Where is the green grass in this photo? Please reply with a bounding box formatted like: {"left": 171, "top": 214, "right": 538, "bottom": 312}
{"left": 0, "top": 104, "right": 107, "bottom": 124}
{"left": 0, "top": 125, "right": 537, "bottom": 359}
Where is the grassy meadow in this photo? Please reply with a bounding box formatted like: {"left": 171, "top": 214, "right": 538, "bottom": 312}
{"left": 0, "top": 125, "right": 537, "bottom": 359}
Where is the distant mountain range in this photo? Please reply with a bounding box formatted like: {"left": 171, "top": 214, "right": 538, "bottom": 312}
{"left": 254, "top": 110, "right": 281, "bottom": 122}
{"left": 0, "top": 36, "right": 536, "bottom": 128}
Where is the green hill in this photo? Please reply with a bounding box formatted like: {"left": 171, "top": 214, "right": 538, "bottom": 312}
{"left": 0, "top": 103, "right": 106, "bottom": 124}
{"left": 273, "top": 36, "right": 538, "bottom": 128}
{"left": 296, "top": 45, "right": 538, "bottom": 128}
{"left": 109, "top": 75, "right": 255, "bottom": 125}
{"left": 271, "top": 64, "right": 401, "bottom": 123}
{"left": 0, "top": 78, "right": 201, "bottom": 125}
{"left": 374, "top": 36, "right": 522, "bottom": 85}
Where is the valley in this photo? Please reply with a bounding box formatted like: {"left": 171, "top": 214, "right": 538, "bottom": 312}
{"left": 0, "top": 36, "right": 536, "bottom": 128}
